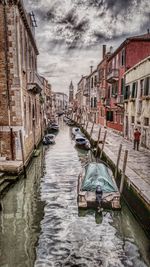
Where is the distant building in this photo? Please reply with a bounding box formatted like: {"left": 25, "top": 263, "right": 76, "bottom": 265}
{"left": 124, "top": 56, "right": 150, "bottom": 149}
{"left": 76, "top": 76, "right": 87, "bottom": 118}
{"left": 69, "top": 81, "right": 74, "bottom": 103}
{"left": 55, "top": 92, "right": 68, "bottom": 113}
{"left": 88, "top": 69, "right": 98, "bottom": 123}
{"left": 97, "top": 45, "right": 111, "bottom": 126}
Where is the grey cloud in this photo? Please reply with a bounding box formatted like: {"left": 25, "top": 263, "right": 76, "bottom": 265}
{"left": 24, "top": 0, "right": 150, "bottom": 92}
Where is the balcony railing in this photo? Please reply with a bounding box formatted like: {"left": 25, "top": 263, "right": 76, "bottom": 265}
{"left": 107, "top": 69, "right": 119, "bottom": 83}
{"left": 83, "top": 88, "right": 89, "bottom": 96}
{"left": 104, "top": 98, "right": 111, "bottom": 107}
{"left": 115, "top": 95, "right": 124, "bottom": 107}
{"left": 27, "top": 70, "right": 44, "bottom": 94}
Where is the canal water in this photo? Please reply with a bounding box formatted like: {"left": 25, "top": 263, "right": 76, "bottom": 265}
{"left": 0, "top": 119, "right": 150, "bottom": 267}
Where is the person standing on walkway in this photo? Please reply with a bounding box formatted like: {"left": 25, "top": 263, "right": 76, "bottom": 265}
{"left": 133, "top": 128, "right": 141, "bottom": 151}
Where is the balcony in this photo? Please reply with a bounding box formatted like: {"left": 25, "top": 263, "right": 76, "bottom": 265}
{"left": 83, "top": 88, "right": 89, "bottom": 96}
{"left": 107, "top": 69, "right": 119, "bottom": 83}
{"left": 104, "top": 98, "right": 111, "bottom": 107}
{"left": 115, "top": 95, "right": 124, "bottom": 108}
{"left": 27, "top": 70, "right": 43, "bottom": 94}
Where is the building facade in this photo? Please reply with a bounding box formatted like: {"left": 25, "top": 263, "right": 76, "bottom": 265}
{"left": 124, "top": 56, "right": 150, "bottom": 149}
{"left": 69, "top": 81, "right": 74, "bottom": 103}
{"left": 55, "top": 92, "right": 68, "bottom": 114}
{"left": 75, "top": 76, "right": 87, "bottom": 119}
{"left": 0, "top": 1, "right": 44, "bottom": 161}
{"left": 106, "top": 32, "right": 150, "bottom": 132}
{"left": 97, "top": 45, "right": 110, "bottom": 126}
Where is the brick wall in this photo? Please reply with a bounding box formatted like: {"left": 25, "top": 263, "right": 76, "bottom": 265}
{"left": 0, "top": 4, "right": 44, "bottom": 162}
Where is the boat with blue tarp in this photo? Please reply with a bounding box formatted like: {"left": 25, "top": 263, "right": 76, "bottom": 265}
{"left": 77, "top": 161, "right": 121, "bottom": 210}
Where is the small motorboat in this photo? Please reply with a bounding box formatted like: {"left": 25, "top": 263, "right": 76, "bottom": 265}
{"left": 72, "top": 127, "right": 83, "bottom": 137}
{"left": 77, "top": 162, "right": 121, "bottom": 210}
{"left": 75, "top": 135, "right": 91, "bottom": 150}
{"left": 66, "top": 120, "right": 74, "bottom": 126}
{"left": 48, "top": 122, "right": 59, "bottom": 132}
{"left": 42, "top": 134, "right": 55, "bottom": 145}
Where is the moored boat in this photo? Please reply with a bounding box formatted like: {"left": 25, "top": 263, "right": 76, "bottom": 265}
{"left": 77, "top": 162, "right": 121, "bottom": 210}
{"left": 43, "top": 134, "right": 55, "bottom": 145}
{"left": 48, "top": 122, "right": 59, "bottom": 132}
{"left": 75, "top": 135, "right": 91, "bottom": 150}
{"left": 72, "top": 127, "right": 83, "bottom": 137}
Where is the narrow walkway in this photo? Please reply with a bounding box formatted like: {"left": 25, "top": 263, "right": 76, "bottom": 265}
{"left": 86, "top": 122, "right": 150, "bottom": 205}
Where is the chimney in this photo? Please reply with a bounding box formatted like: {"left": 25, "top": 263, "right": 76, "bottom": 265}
{"left": 102, "top": 44, "right": 106, "bottom": 58}
{"left": 90, "top": 66, "right": 93, "bottom": 73}
{"left": 110, "top": 46, "right": 113, "bottom": 53}
{"left": 147, "top": 28, "right": 150, "bottom": 34}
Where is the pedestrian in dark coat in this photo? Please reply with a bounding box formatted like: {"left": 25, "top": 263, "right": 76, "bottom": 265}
{"left": 133, "top": 128, "right": 141, "bottom": 151}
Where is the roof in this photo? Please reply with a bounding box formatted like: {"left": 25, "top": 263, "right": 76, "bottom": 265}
{"left": 86, "top": 69, "right": 97, "bottom": 79}
{"left": 108, "top": 32, "right": 150, "bottom": 62}
{"left": 97, "top": 52, "right": 111, "bottom": 69}
{"left": 125, "top": 55, "right": 150, "bottom": 76}
{"left": 77, "top": 75, "right": 87, "bottom": 85}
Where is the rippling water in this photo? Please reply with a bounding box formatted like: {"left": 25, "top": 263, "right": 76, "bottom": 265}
{"left": 0, "top": 119, "right": 150, "bottom": 267}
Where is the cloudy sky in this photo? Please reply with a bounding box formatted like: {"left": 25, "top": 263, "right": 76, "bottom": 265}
{"left": 24, "top": 0, "right": 150, "bottom": 94}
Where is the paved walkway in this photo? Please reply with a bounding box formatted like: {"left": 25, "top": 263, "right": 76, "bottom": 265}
{"left": 85, "top": 121, "right": 150, "bottom": 205}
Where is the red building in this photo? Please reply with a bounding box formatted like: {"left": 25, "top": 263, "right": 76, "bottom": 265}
{"left": 106, "top": 32, "right": 150, "bottom": 132}
{"left": 97, "top": 45, "right": 111, "bottom": 126}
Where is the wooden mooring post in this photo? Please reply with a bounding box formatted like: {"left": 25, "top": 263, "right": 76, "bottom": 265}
{"left": 86, "top": 121, "right": 89, "bottom": 130}
{"left": 115, "top": 144, "right": 122, "bottom": 180}
{"left": 19, "top": 129, "right": 26, "bottom": 177}
{"left": 100, "top": 130, "right": 107, "bottom": 159}
{"left": 90, "top": 121, "right": 94, "bottom": 141}
{"left": 120, "top": 150, "right": 128, "bottom": 194}
{"left": 95, "top": 127, "right": 101, "bottom": 157}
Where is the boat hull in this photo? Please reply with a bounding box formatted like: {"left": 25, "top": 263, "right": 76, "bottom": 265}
{"left": 75, "top": 142, "right": 90, "bottom": 150}
{"left": 77, "top": 164, "right": 121, "bottom": 210}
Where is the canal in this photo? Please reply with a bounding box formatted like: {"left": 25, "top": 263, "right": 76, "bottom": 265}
{"left": 0, "top": 119, "right": 150, "bottom": 267}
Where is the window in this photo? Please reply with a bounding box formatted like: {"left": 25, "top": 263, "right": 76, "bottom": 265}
{"left": 144, "top": 77, "right": 150, "bottom": 96}
{"left": 140, "top": 79, "right": 144, "bottom": 97}
{"left": 120, "top": 49, "right": 125, "bottom": 66}
{"left": 131, "top": 116, "right": 135, "bottom": 123}
{"left": 144, "top": 117, "right": 149, "bottom": 126}
{"left": 107, "top": 86, "right": 111, "bottom": 98}
{"left": 106, "top": 111, "right": 113, "bottom": 121}
{"left": 94, "top": 75, "right": 97, "bottom": 87}
{"left": 91, "top": 77, "right": 94, "bottom": 88}
{"left": 131, "top": 82, "right": 137, "bottom": 98}
{"left": 121, "top": 78, "right": 124, "bottom": 95}
{"left": 94, "top": 97, "right": 97, "bottom": 108}
{"left": 91, "top": 98, "right": 93, "bottom": 108}
{"left": 112, "top": 82, "right": 118, "bottom": 96}
{"left": 124, "top": 85, "right": 130, "bottom": 99}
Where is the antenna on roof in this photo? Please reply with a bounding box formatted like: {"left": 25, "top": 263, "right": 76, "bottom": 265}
{"left": 30, "top": 11, "right": 37, "bottom": 27}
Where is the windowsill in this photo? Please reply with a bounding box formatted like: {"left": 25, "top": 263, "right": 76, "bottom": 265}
{"left": 142, "top": 95, "right": 150, "bottom": 100}
{"left": 130, "top": 98, "right": 136, "bottom": 102}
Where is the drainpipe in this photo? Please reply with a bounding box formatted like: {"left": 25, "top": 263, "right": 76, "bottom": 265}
{"left": 3, "top": 2, "right": 14, "bottom": 159}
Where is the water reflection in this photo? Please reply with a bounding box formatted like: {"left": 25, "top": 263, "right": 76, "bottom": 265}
{"left": 0, "top": 119, "right": 149, "bottom": 267}
{"left": 0, "top": 151, "right": 45, "bottom": 267}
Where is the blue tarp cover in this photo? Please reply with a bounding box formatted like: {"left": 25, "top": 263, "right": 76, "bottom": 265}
{"left": 81, "top": 162, "right": 118, "bottom": 193}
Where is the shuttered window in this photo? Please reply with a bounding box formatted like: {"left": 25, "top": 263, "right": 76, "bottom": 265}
{"left": 144, "top": 77, "right": 150, "bottom": 96}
